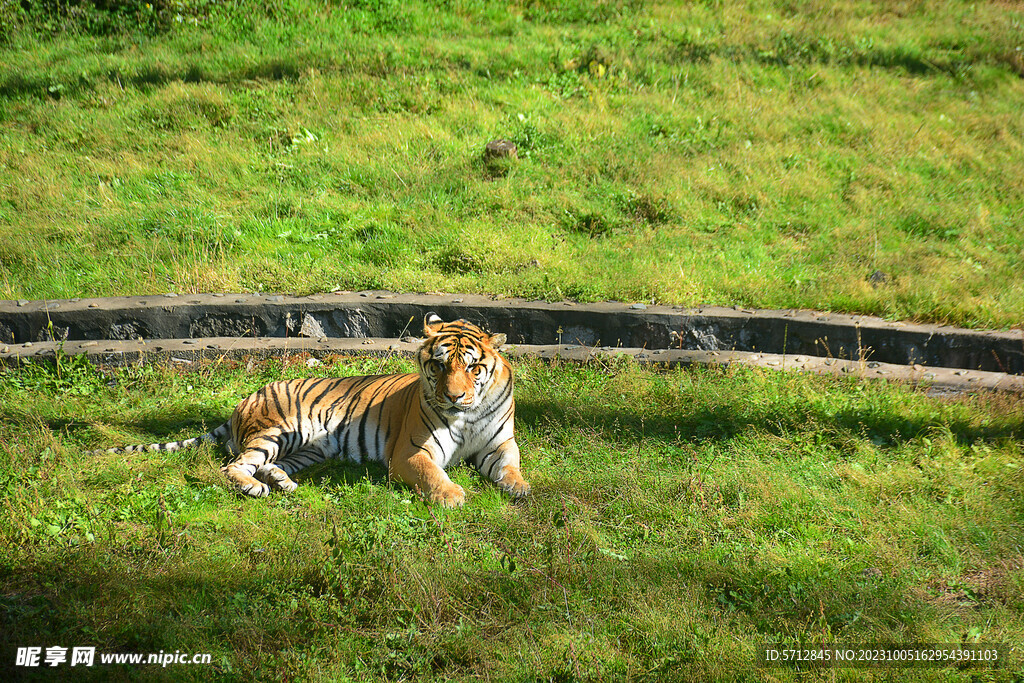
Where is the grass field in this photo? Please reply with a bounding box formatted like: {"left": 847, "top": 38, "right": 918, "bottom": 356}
{"left": 1, "top": 0, "right": 1023, "bottom": 328}
{"left": 1, "top": 353, "right": 1023, "bottom": 681}
{"left": 2, "top": 2, "right": 1024, "bottom": 680}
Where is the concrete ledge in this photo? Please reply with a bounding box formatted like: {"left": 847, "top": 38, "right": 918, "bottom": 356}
{"left": 1, "top": 291, "right": 1021, "bottom": 393}
{"left": 2, "top": 335, "right": 1021, "bottom": 394}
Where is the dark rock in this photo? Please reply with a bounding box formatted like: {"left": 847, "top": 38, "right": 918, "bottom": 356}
{"left": 484, "top": 139, "right": 517, "bottom": 160}
{"left": 109, "top": 321, "right": 150, "bottom": 341}
{"left": 868, "top": 270, "right": 888, "bottom": 288}
{"left": 189, "top": 314, "right": 263, "bottom": 338}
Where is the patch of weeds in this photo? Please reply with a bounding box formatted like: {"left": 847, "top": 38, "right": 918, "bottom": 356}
{"left": 518, "top": 0, "right": 644, "bottom": 24}
{"left": 548, "top": 279, "right": 607, "bottom": 302}
{"left": 1002, "top": 47, "right": 1024, "bottom": 78}
{"left": 17, "top": 0, "right": 168, "bottom": 38}
{"left": 780, "top": 153, "right": 807, "bottom": 171}
{"left": 1, "top": 350, "right": 107, "bottom": 397}
{"left": 543, "top": 69, "right": 586, "bottom": 99}
{"left": 896, "top": 210, "right": 961, "bottom": 241}
{"left": 271, "top": 210, "right": 345, "bottom": 245}
{"left": 432, "top": 244, "right": 485, "bottom": 275}
{"left": 369, "top": 75, "right": 441, "bottom": 114}
{"left": 546, "top": 44, "right": 613, "bottom": 97}
{"left": 120, "top": 170, "right": 192, "bottom": 203}
{"left": 277, "top": 226, "right": 344, "bottom": 245}
{"left": 269, "top": 126, "right": 320, "bottom": 153}
{"left": 561, "top": 207, "right": 620, "bottom": 239}
{"left": 616, "top": 191, "right": 674, "bottom": 226}
{"left": 811, "top": 112, "right": 873, "bottom": 148}
{"left": 341, "top": 0, "right": 413, "bottom": 33}
{"left": 669, "top": 35, "right": 716, "bottom": 64}
{"left": 509, "top": 113, "right": 556, "bottom": 158}
{"left": 759, "top": 30, "right": 857, "bottom": 67}
{"left": 318, "top": 488, "right": 440, "bottom": 608}
{"left": 480, "top": 153, "right": 516, "bottom": 180}
{"left": 136, "top": 83, "right": 235, "bottom": 131}
{"left": 773, "top": 221, "right": 818, "bottom": 241}
{"left": 704, "top": 189, "right": 761, "bottom": 220}
{"left": 26, "top": 493, "right": 97, "bottom": 546}
{"left": 643, "top": 114, "right": 731, "bottom": 156}
{"left": 349, "top": 222, "right": 413, "bottom": 267}
{"left": 708, "top": 555, "right": 896, "bottom": 633}
{"left": 0, "top": 3, "right": 22, "bottom": 44}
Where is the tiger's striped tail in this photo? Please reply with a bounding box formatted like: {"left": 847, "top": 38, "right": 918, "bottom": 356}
{"left": 88, "top": 422, "right": 232, "bottom": 457}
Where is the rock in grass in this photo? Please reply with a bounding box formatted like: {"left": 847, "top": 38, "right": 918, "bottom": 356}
{"left": 868, "top": 270, "right": 888, "bottom": 288}
{"left": 484, "top": 139, "right": 517, "bottom": 160}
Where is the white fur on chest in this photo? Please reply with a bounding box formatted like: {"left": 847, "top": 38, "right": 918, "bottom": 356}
{"left": 429, "top": 406, "right": 511, "bottom": 469}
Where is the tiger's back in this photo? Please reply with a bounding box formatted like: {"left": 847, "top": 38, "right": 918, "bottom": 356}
{"left": 221, "top": 373, "right": 420, "bottom": 494}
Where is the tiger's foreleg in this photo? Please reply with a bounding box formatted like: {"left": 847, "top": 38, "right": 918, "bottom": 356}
{"left": 388, "top": 449, "right": 466, "bottom": 508}
{"left": 480, "top": 438, "right": 531, "bottom": 499}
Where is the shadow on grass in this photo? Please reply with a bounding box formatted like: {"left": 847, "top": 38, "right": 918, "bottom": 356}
{"left": 0, "top": 521, "right": 915, "bottom": 683}
{"left": 515, "top": 392, "right": 1024, "bottom": 451}
{"left": 0, "top": 549, "right": 287, "bottom": 682}
{"left": 16, "top": 406, "right": 231, "bottom": 450}
{"left": 297, "top": 459, "right": 389, "bottom": 489}
{"left": 0, "top": 57, "right": 309, "bottom": 102}
{"left": 627, "top": 552, "right": 916, "bottom": 642}
{"left": 97, "top": 407, "right": 227, "bottom": 436}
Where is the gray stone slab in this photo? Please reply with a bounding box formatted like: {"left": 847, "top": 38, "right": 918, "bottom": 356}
{"left": 0, "top": 292, "right": 1021, "bottom": 392}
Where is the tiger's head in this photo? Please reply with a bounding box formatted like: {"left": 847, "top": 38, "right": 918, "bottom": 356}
{"left": 417, "top": 313, "right": 509, "bottom": 415}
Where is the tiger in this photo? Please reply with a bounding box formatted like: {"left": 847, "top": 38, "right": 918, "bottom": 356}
{"left": 91, "top": 314, "right": 530, "bottom": 507}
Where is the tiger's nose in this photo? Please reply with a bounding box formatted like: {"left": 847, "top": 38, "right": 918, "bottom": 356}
{"left": 446, "top": 390, "right": 466, "bottom": 403}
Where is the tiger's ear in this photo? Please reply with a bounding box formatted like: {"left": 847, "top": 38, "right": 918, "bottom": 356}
{"left": 489, "top": 333, "right": 507, "bottom": 349}
{"left": 423, "top": 313, "right": 445, "bottom": 337}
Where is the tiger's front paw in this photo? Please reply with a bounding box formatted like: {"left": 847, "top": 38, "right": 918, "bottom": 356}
{"left": 237, "top": 480, "right": 271, "bottom": 497}
{"left": 255, "top": 464, "right": 298, "bottom": 493}
{"left": 426, "top": 483, "right": 466, "bottom": 508}
{"left": 500, "top": 479, "right": 531, "bottom": 499}
{"left": 223, "top": 464, "right": 271, "bottom": 497}
{"left": 497, "top": 466, "right": 531, "bottom": 499}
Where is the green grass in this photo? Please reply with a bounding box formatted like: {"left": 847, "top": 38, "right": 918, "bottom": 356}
{"left": 2, "top": 0, "right": 1024, "bottom": 327}
{"left": 2, "top": 2, "right": 1023, "bottom": 679}
{"left": 1, "top": 353, "right": 1022, "bottom": 680}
